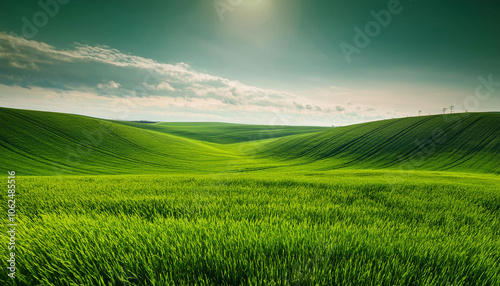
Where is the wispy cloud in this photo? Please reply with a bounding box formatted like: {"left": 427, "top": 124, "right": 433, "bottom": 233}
{"left": 0, "top": 32, "right": 345, "bottom": 117}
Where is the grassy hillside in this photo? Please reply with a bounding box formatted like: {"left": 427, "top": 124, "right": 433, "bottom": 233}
{"left": 1, "top": 107, "right": 499, "bottom": 175}
{"left": 259, "top": 113, "right": 500, "bottom": 174}
{"left": 0, "top": 107, "right": 274, "bottom": 175}
{"left": 113, "top": 121, "right": 327, "bottom": 144}
{"left": 1, "top": 107, "right": 499, "bottom": 285}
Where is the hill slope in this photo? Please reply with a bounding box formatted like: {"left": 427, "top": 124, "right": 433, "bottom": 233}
{"left": 258, "top": 113, "right": 500, "bottom": 174}
{"left": 1, "top": 107, "right": 499, "bottom": 175}
{"left": 0, "top": 108, "right": 270, "bottom": 175}
{"left": 113, "top": 121, "right": 327, "bottom": 144}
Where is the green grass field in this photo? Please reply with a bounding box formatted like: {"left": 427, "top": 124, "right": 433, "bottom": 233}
{"left": 1, "top": 107, "right": 499, "bottom": 285}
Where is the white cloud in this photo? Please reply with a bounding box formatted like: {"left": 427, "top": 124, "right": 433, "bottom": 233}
{"left": 0, "top": 32, "right": 365, "bottom": 125}
{"left": 156, "top": 82, "right": 175, "bottom": 91}
{"left": 97, "top": 80, "right": 121, "bottom": 89}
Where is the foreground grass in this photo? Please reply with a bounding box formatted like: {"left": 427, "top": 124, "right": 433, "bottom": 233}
{"left": 1, "top": 170, "right": 499, "bottom": 285}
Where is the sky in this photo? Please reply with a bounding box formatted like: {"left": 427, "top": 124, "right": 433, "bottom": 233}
{"left": 0, "top": 0, "right": 499, "bottom": 126}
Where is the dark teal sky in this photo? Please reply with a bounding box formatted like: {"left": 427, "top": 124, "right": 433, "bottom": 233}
{"left": 0, "top": 0, "right": 499, "bottom": 125}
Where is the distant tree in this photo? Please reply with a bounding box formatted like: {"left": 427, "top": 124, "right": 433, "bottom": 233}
{"left": 450, "top": 105, "right": 454, "bottom": 114}
{"left": 418, "top": 110, "right": 422, "bottom": 116}
{"left": 442, "top": 107, "right": 447, "bottom": 114}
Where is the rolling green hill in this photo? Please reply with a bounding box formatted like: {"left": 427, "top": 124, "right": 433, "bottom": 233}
{"left": 1, "top": 107, "right": 500, "bottom": 285}
{"left": 113, "top": 121, "right": 327, "bottom": 144}
{"left": 0, "top": 107, "right": 271, "bottom": 175}
{"left": 1, "top": 107, "right": 499, "bottom": 175}
{"left": 259, "top": 113, "right": 500, "bottom": 174}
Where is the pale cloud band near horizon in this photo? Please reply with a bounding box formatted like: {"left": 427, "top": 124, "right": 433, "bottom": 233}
{"left": 0, "top": 32, "right": 357, "bottom": 124}
{"left": 2, "top": 32, "right": 494, "bottom": 126}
